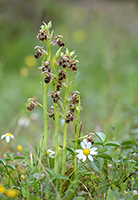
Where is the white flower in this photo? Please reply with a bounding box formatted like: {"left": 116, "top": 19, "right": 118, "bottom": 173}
{"left": 75, "top": 139, "right": 97, "bottom": 162}
{"left": 1, "top": 133, "right": 14, "bottom": 143}
{"left": 46, "top": 149, "right": 55, "bottom": 158}
{"left": 132, "top": 190, "right": 138, "bottom": 196}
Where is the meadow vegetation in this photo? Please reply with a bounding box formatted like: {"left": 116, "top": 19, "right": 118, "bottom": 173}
{"left": 0, "top": 0, "right": 138, "bottom": 199}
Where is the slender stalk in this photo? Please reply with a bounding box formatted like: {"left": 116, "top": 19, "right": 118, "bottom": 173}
{"left": 62, "top": 71, "right": 77, "bottom": 174}
{"left": 42, "top": 83, "right": 49, "bottom": 152}
{"left": 54, "top": 103, "right": 60, "bottom": 175}
{"left": 74, "top": 97, "right": 81, "bottom": 178}
{"left": 41, "top": 36, "right": 51, "bottom": 155}
{"left": 5, "top": 166, "right": 17, "bottom": 186}
{"left": 62, "top": 120, "right": 68, "bottom": 174}
{"left": 62, "top": 68, "right": 69, "bottom": 174}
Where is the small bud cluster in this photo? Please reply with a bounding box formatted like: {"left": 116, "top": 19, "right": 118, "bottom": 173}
{"left": 37, "top": 28, "right": 50, "bottom": 42}
{"left": 65, "top": 91, "right": 80, "bottom": 123}
{"left": 57, "top": 55, "right": 79, "bottom": 72}
{"left": 38, "top": 61, "right": 53, "bottom": 84}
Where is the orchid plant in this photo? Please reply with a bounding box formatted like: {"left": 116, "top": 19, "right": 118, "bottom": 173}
{"left": 0, "top": 21, "right": 137, "bottom": 200}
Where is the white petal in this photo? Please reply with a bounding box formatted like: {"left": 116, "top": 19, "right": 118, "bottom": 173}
{"left": 75, "top": 149, "right": 82, "bottom": 153}
{"left": 90, "top": 148, "right": 98, "bottom": 155}
{"left": 82, "top": 155, "right": 87, "bottom": 162}
{"left": 90, "top": 147, "right": 97, "bottom": 151}
{"left": 90, "top": 151, "right": 97, "bottom": 155}
{"left": 11, "top": 134, "right": 14, "bottom": 139}
{"left": 50, "top": 155, "right": 55, "bottom": 158}
{"left": 88, "top": 155, "right": 94, "bottom": 161}
{"left": 1, "top": 134, "right": 6, "bottom": 139}
{"left": 76, "top": 152, "right": 84, "bottom": 158}
{"left": 83, "top": 139, "right": 87, "bottom": 145}
{"left": 81, "top": 141, "right": 86, "bottom": 149}
{"left": 6, "top": 136, "right": 10, "bottom": 143}
{"left": 48, "top": 149, "right": 55, "bottom": 154}
{"left": 87, "top": 142, "right": 91, "bottom": 149}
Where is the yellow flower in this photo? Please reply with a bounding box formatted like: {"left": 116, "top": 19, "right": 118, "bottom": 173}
{"left": 17, "top": 145, "right": 22, "bottom": 151}
{"left": 21, "top": 175, "right": 25, "bottom": 180}
{"left": 6, "top": 189, "right": 19, "bottom": 198}
{"left": 0, "top": 185, "right": 6, "bottom": 193}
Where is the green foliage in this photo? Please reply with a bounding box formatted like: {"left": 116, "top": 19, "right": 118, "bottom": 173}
{"left": 0, "top": 1, "right": 138, "bottom": 198}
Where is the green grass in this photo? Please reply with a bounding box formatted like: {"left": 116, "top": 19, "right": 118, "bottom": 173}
{"left": 0, "top": 1, "right": 138, "bottom": 152}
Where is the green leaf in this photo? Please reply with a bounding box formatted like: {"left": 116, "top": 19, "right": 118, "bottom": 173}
{"left": 65, "top": 48, "right": 70, "bottom": 56}
{"left": 73, "top": 197, "right": 85, "bottom": 200}
{"left": 47, "top": 21, "right": 52, "bottom": 29}
{"left": 0, "top": 158, "right": 11, "bottom": 165}
{"left": 55, "top": 46, "right": 63, "bottom": 61}
{"left": 7, "top": 152, "right": 14, "bottom": 158}
{"left": 104, "top": 141, "right": 121, "bottom": 147}
{"left": 90, "top": 158, "right": 102, "bottom": 172}
{"left": 94, "top": 141, "right": 103, "bottom": 145}
{"left": 0, "top": 166, "right": 4, "bottom": 170}
{"left": 95, "top": 132, "right": 106, "bottom": 143}
{"left": 134, "top": 139, "right": 138, "bottom": 146}
{"left": 97, "top": 153, "right": 113, "bottom": 161}
{"left": 67, "top": 147, "right": 74, "bottom": 154}
{"left": 45, "top": 168, "right": 55, "bottom": 177}
{"left": 122, "top": 140, "right": 133, "bottom": 145}
{"left": 13, "top": 156, "right": 26, "bottom": 160}
{"left": 59, "top": 145, "right": 74, "bottom": 154}
{"left": 56, "top": 174, "right": 70, "bottom": 181}
{"left": 106, "top": 188, "right": 133, "bottom": 200}
{"left": 107, "top": 189, "right": 118, "bottom": 200}
{"left": 6, "top": 164, "right": 16, "bottom": 170}
{"left": 99, "top": 149, "right": 108, "bottom": 153}
{"left": 62, "top": 189, "right": 75, "bottom": 200}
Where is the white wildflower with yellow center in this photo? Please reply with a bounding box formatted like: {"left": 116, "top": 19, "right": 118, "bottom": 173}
{"left": 1, "top": 133, "right": 14, "bottom": 143}
{"left": 75, "top": 139, "right": 97, "bottom": 162}
{"left": 46, "top": 149, "right": 55, "bottom": 158}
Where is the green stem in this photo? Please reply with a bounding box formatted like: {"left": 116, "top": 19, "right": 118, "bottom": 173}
{"left": 74, "top": 98, "right": 81, "bottom": 178}
{"left": 42, "top": 83, "right": 48, "bottom": 152}
{"left": 62, "top": 71, "right": 77, "bottom": 174}
{"left": 54, "top": 103, "right": 60, "bottom": 175}
{"left": 37, "top": 103, "right": 44, "bottom": 109}
{"left": 62, "top": 122, "right": 68, "bottom": 174}
{"left": 41, "top": 39, "right": 51, "bottom": 154}
{"left": 62, "top": 71, "right": 69, "bottom": 175}
{"left": 5, "top": 166, "right": 17, "bottom": 186}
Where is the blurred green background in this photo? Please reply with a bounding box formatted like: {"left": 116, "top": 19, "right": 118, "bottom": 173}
{"left": 0, "top": 0, "right": 138, "bottom": 153}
